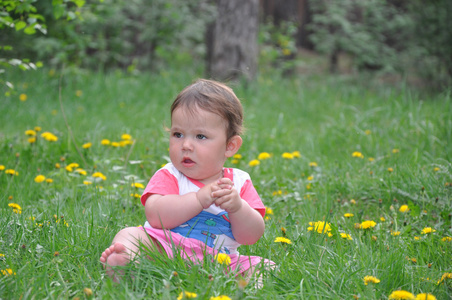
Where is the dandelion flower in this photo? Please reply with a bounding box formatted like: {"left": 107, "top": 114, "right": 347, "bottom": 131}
{"left": 360, "top": 220, "right": 376, "bottom": 229}
{"left": 272, "top": 190, "right": 282, "bottom": 196}
{"left": 309, "top": 162, "right": 318, "bottom": 167}
{"left": 308, "top": 221, "right": 333, "bottom": 236}
{"left": 258, "top": 152, "right": 271, "bottom": 160}
{"left": 421, "top": 227, "right": 436, "bottom": 234}
{"left": 363, "top": 275, "right": 380, "bottom": 285}
{"left": 344, "top": 213, "right": 354, "bottom": 218}
{"left": 292, "top": 151, "right": 301, "bottom": 158}
{"left": 399, "top": 205, "right": 409, "bottom": 213}
{"left": 340, "top": 233, "right": 353, "bottom": 240}
{"left": 131, "top": 182, "right": 145, "bottom": 189}
{"left": 365, "top": 129, "right": 371, "bottom": 135}
{"left": 414, "top": 236, "right": 421, "bottom": 241}
{"left": 0, "top": 165, "right": 4, "bottom": 171}
{"left": 388, "top": 290, "right": 415, "bottom": 299}
{"left": 8, "top": 203, "right": 22, "bottom": 214}
{"left": 34, "top": 175, "right": 46, "bottom": 183}
{"left": 131, "top": 193, "right": 141, "bottom": 198}
{"left": 25, "top": 129, "right": 36, "bottom": 136}
{"left": 1, "top": 268, "right": 16, "bottom": 276}
{"left": 111, "top": 142, "right": 120, "bottom": 147}
{"left": 19, "top": 93, "right": 27, "bottom": 101}
{"left": 101, "top": 139, "right": 111, "bottom": 145}
{"left": 177, "top": 291, "right": 197, "bottom": 299}
{"left": 34, "top": 126, "right": 41, "bottom": 132}
{"left": 350, "top": 199, "right": 356, "bottom": 204}
{"left": 307, "top": 175, "right": 314, "bottom": 181}
{"left": 28, "top": 137, "right": 36, "bottom": 143}
{"left": 231, "top": 159, "right": 239, "bottom": 164}
{"left": 441, "top": 237, "right": 452, "bottom": 242}
{"left": 282, "top": 152, "right": 294, "bottom": 159}
{"left": 248, "top": 159, "right": 260, "bottom": 167}
{"left": 46, "top": 178, "right": 53, "bottom": 183}
{"left": 438, "top": 272, "right": 452, "bottom": 284}
{"left": 368, "top": 157, "right": 375, "bottom": 162}
{"left": 233, "top": 154, "right": 242, "bottom": 159}
{"left": 82, "top": 142, "right": 92, "bottom": 149}
{"left": 121, "top": 133, "right": 132, "bottom": 140}
{"left": 380, "top": 217, "right": 386, "bottom": 222}
{"left": 215, "top": 253, "right": 231, "bottom": 265}
{"left": 274, "top": 237, "right": 292, "bottom": 244}
{"left": 388, "top": 167, "right": 394, "bottom": 172}
{"left": 92, "top": 172, "right": 107, "bottom": 181}
{"left": 210, "top": 296, "right": 232, "bottom": 300}
{"left": 415, "top": 293, "right": 436, "bottom": 300}
{"left": 83, "top": 180, "right": 93, "bottom": 185}
{"left": 5, "top": 169, "right": 19, "bottom": 176}
{"left": 392, "top": 149, "right": 400, "bottom": 154}
{"left": 433, "top": 167, "right": 440, "bottom": 172}
{"left": 83, "top": 288, "right": 93, "bottom": 297}
{"left": 41, "top": 132, "right": 58, "bottom": 142}
{"left": 265, "top": 207, "right": 274, "bottom": 215}
{"left": 352, "top": 151, "right": 364, "bottom": 158}
{"left": 75, "top": 168, "right": 87, "bottom": 176}
{"left": 391, "top": 231, "right": 401, "bottom": 236}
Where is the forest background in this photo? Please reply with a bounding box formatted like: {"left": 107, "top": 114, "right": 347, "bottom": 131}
{"left": 1, "top": 1, "right": 452, "bottom": 299}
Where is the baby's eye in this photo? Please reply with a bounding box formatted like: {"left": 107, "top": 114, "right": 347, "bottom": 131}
{"left": 173, "top": 132, "right": 183, "bottom": 138}
{"left": 196, "top": 134, "right": 207, "bottom": 140}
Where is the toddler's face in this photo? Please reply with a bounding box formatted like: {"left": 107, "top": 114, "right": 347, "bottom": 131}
{"left": 169, "top": 106, "right": 230, "bottom": 185}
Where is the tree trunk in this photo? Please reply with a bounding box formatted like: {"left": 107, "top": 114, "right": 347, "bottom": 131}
{"left": 206, "top": 0, "right": 259, "bottom": 81}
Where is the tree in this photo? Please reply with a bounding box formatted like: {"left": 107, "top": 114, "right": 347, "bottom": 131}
{"left": 206, "top": 0, "right": 259, "bottom": 81}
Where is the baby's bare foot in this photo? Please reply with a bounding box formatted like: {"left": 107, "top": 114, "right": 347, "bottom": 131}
{"left": 100, "top": 242, "right": 130, "bottom": 281}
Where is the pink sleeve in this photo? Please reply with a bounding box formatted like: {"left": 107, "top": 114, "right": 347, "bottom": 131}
{"left": 240, "top": 179, "right": 266, "bottom": 218}
{"left": 140, "top": 169, "right": 179, "bottom": 206}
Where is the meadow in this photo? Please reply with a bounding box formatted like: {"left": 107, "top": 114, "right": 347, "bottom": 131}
{"left": 1, "top": 67, "right": 451, "bottom": 299}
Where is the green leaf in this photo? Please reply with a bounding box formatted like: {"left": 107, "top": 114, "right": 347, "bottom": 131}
{"left": 15, "top": 20, "right": 26, "bottom": 31}
{"left": 72, "top": 0, "right": 85, "bottom": 8}
{"left": 24, "top": 25, "right": 36, "bottom": 35}
{"left": 410, "top": 205, "right": 420, "bottom": 217}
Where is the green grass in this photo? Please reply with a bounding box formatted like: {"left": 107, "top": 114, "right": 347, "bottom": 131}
{"left": 1, "top": 68, "right": 451, "bottom": 299}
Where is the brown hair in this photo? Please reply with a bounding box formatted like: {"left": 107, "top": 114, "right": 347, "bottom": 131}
{"left": 171, "top": 79, "right": 244, "bottom": 140}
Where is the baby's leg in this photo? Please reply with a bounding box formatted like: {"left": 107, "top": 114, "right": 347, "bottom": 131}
{"left": 100, "top": 227, "right": 159, "bottom": 281}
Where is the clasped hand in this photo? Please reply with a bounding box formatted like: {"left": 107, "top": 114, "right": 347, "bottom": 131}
{"left": 196, "top": 178, "right": 242, "bottom": 213}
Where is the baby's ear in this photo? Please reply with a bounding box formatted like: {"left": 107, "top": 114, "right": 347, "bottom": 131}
{"left": 225, "top": 135, "right": 242, "bottom": 157}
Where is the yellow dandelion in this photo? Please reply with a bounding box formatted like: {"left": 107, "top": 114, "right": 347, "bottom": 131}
{"left": 433, "top": 167, "right": 440, "bottom": 172}
{"left": 360, "top": 220, "right": 376, "bottom": 229}
{"left": 121, "top": 133, "right": 132, "bottom": 140}
{"left": 1, "top": 268, "right": 16, "bottom": 276}
{"left": 75, "top": 90, "right": 83, "bottom": 97}
{"left": 380, "top": 217, "right": 386, "bottom": 222}
{"left": 210, "top": 296, "right": 232, "bottom": 300}
{"left": 19, "top": 93, "right": 27, "bottom": 101}
{"left": 399, "top": 205, "right": 409, "bottom": 213}
{"left": 415, "top": 293, "right": 436, "bottom": 300}
{"left": 438, "top": 272, "right": 452, "bottom": 285}
{"left": 233, "top": 154, "right": 242, "bottom": 159}
{"left": 414, "top": 236, "right": 421, "bottom": 240}
{"left": 34, "top": 126, "right": 41, "bottom": 132}
{"left": 388, "top": 290, "right": 415, "bottom": 300}
{"left": 272, "top": 190, "right": 282, "bottom": 196}
{"left": 274, "top": 237, "right": 292, "bottom": 244}
{"left": 28, "top": 137, "right": 36, "bottom": 143}
{"left": 309, "top": 162, "right": 318, "bottom": 167}
{"left": 441, "top": 237, "right": 452, "bottom": 242}
{"left": 131, "top": 193, "right": 141, "bottom": 198}
{"left": 215, "top": 253, "right": 231, "bottom": 265}
{"left": 368, "top": 157, "right": 375, "bottom": 162}
{"left": 231, "top": 159, "right": 239, "bottom": 164}
{"left": 83, "top": 180, "right": 93, "bottom": 185}
{"left": 391, "top": 231, "right": 401, "bottom": 236}
{"left": 25, "top": 129, "right": 36, "bottom": 136}
{"left": 340, "top": 233, "right": 353, "bottom": 240}
{"left": 248, "top": 159, "right": 260, "bottom": 167}
{"left": 265, "top": 207, "right": 274, "bottom": 215}
{"left": 363, "top": 275, "right": 380, "bottom": 285}
{"left": 344, "top": 213, "right": 354, "bottom": 218}
{"left": 282, "top": 152, "right": 294, "bottom": 159}
{"left": 75, "top": 168, "right": 87, "bottom": 176}
{"left": 5, "top": 169, "right": 19, "bottom": 176}
{"left": 82, "top": 142, "right": 92, "bottom": 149}
{"left": 307, "top": 175, "right": 314, "bottom": 181}
{"left": 258, "top": 152, "right": 271, "bottom": 160}
{"left": 111, "top": 142, "right": 120, "bottom": 147}
{"left": 55, "top": 163, "right": 60, "bottom": 169}
{"left": 0, "top": 165, "right": 4, "bottom": 171}
{"left": 292, "top": 151, "right": 301, "bottom": 158}
{"left": 45, "top": 178, "right": 53, "bottom": 183}
{"left": 34, "top": 175, "right": 46, "bottom": 183}
{"left": 177, "top": 291, "right": 197, "bottom": 300}
{"left": 101, "top": 139, "right": 111, "bottom": 145}
{"left": 421, "top": 227, "right": 436, "bottom": 234}
{"left": 388, "top": 167, "right": 394, "bottom": 172}
{"left": 392, "top": 149, "right": 400, "bottom": 154}
{"left": 8, "top": 203, "right": 22, "bottom": 214}
{"left": 120, "top": 140, "right": 133, "bottom": 146}
{"left": 41, "top": 132, "right": 58, "bottom": 142}
{"left": 352, "top": 151, "right": 364, "bottom": 158}
{"left": 83, "top": 288, "right": 93, "bottom": 297}
{"left": 92, "top": 172, "right": 107, "bottom": 181}
{"left": 308, "top": 221, "right": 332, "bottom": 236}
{"left": 365, "top": 129, "right": 371, "bottom": 135}
{"left": 131, "top": 182, "right": 145, "bottom": 189}
{"left": 350, "top": 199, "right": 356, "bottom": 204}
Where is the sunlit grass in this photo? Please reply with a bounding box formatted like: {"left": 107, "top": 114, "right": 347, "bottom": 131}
{"left": 1, "top": 68, "right": 451, "bottom": 299}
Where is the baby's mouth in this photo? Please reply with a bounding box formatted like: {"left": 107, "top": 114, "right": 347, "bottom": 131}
{"left": 182, "top": 158, "right": 195, "bottom": 166}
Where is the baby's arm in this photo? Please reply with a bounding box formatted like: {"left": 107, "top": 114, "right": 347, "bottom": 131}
{"left": 212, "top": 178, "right": 265, "bottom": 245}
{"left": 144, "top": 184, "right": 214, "bottom": 229}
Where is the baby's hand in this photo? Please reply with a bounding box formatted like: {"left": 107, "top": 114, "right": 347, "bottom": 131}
{"left": 196, "top": 184, "right": 216, "bottom": 209}
{"left": 212, "top": 178, "right": 242, "bottom": 213}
